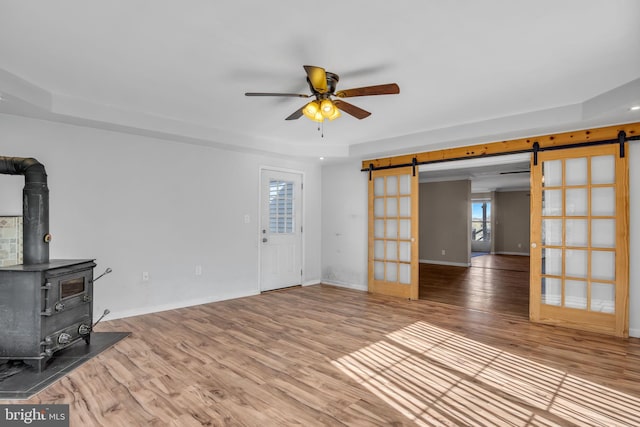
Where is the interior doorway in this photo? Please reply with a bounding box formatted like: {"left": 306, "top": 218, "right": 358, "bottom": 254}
{"left": 418, "top": 153, "right": 531, "bottom": 317}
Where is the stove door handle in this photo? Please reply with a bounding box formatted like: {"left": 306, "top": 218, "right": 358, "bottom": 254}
{"left": 40, "top": 282, "right": 52, "bottom": 316}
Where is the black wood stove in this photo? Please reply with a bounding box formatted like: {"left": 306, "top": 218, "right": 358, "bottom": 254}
{"left": 0, "top": 157, "right": 99, "bottom": 372}
{"left": 0, "top": 260, "right": 96, "bottom": 371}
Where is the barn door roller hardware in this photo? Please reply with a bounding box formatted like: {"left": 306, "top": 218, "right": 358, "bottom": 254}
{"left": 364, "top": 132, "right": 639, "bottom": 172}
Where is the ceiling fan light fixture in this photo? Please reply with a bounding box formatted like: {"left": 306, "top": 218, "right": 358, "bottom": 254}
{"left": 326, "top": 106, "right": 341, "bottom": 121}
{"left": 320, "top": 99, "right": 340, "bottom": 120}
{"left": 303, "top": 101, "right": 322, "bottom": 121}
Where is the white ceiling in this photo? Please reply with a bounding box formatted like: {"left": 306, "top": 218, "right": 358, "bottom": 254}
{"left": 1, "top": 1, "right": 639, "bottom": 161}
{"left": 419, "top": 153, "right": 531, "bottom": 192}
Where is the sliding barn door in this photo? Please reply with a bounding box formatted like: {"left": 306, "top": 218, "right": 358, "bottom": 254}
{"left": 368, "top": 167, "right": 419, "bottom": 299}
{"left": 530, "top": 144, "right": 629, "bottom": 337}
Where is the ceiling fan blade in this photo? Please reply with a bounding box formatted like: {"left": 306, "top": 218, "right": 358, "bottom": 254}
{"left": 285, "top": 108, "right": 304, "bottom": 120}
{"left": 303, "top": 65, "right": 328, "bottom": 93}
{"left": 334, "top": 100, "right": 371, "bottom": 120}
{"left": 335, "top": 83, "right": 400, "bottom": 98}
{"left": 245, "top": 92, "right": 310, "bottom": 98}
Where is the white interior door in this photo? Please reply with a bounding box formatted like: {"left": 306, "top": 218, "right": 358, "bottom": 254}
{"left": 260, "top": 169, "right": 302, "bottom": 292}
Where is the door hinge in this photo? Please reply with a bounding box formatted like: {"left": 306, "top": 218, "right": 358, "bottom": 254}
{"left": 301, "top": 269, "right": 303, "bottom": 276}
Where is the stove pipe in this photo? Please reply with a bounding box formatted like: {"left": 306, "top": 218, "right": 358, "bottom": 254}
{"left": 0, "top": 156, "right": 49, "bottom": 264}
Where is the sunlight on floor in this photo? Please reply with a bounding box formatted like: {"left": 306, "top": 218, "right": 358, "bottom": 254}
{"left": 332, "top": 321, "right": 640, "bottom": 426}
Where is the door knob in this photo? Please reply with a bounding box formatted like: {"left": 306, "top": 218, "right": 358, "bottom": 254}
{"left": 531, "top": 243, "right": 537, "bottom": 248}
{"left": 262, "top": 238, "right": 268, "bottom": 243}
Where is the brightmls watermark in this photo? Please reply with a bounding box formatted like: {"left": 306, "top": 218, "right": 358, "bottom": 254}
{"left": 0, "top": 405, "right": 68, "bottom": 426}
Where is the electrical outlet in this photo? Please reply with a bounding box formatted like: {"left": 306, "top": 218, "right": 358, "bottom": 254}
{"left": 195, "top": 265, "right": 202, "bottom": 276}
{"left": 142, "top": 271, "right": 149, "bottom": 281}
{"left": 441, "top": 249, "right": 446, "bottom": 255}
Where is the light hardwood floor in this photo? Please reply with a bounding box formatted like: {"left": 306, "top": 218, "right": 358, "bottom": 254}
{"left": 6, "top": 284, "right": 640, "bottom": 426}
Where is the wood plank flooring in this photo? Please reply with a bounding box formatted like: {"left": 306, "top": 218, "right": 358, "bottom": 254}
{"left": 420, "top": 255, "right": 530, "bottom": 318}
{"left": 5, "top": 284, "right": 640, "bottom": 426}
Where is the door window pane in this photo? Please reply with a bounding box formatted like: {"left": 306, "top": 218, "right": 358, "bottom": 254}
{"left": 565, "top": 158, "right": 587, "bottom": 186}
{"left": 386, "top": 262, "right": 397, "bottom": 281}
{"left": 591, "top": 282, "right": 615, "bottom": 314}
{"left": 386, "top": 198, "right": 398, "bottom": 216}
{"left": 399, "top": 175, "right": 411, "bottom": 195}
{"left": 592, "top": 251, "right": 615, "bottom": 281}
{"left": 269, "top": 180, "right": 294, "bottom": 233}
{"left": 565, "top": 280, "right": 587, "bottom": 309}
{"left": 399, "top": 197, "right": 411, "bottom": 216}
{"left": 542, "top": 278, "right": 562, "bottom": 306}
{"left": 386, "top": 220, "right": 398, "bottom": 238}
{"left": 591, "top": 187, "right": 615, "bottom": 216}
{"left": 542, "top": 219, "right": 563, "bottom": 246}
{"left": 592, "top": 219, "right": 615, "bottom": 248}
{"left": 565, "top": 249, "right": 587, "bottom": 279}
{"left": 565, "top": 188, "right": 587, "bottom": 216}
{"left": 566, "top": 219, "right": 588, "bottom": 246}
{"left": 399, "top": 220, "right": 411, "bottom": 239}
{"left": 386, "top": 176, "right": 398, "bottom": 196}
{"left": 374, "top": 198, "right": 384, "bottom": 216}
{"left": 386, "top": 241, "right": 398, "bottom": 261}
{"left": 591, "top": 155, "right": 615, "bottom": 184}
{"left": 542, "top": 190, "right": 562, "bottom": 216}
{"left": 374, "top": 220, "right": 384, "bottom": 238}
{"left": 374, "top": 240, "right": 384, "bottom": 259}
{"left": 374, "top": 261, "right": 384, "bottom": 280}
{"left": 399, "top": 242, "right": 411, "bottom": 262}
{"left": 542, "top": 248, "right": 562, "bottom": 275}
{"left": 399, "top": 263, "right": 411, "bottom": 284}
{"left": 374, "top": 177, "right": 385, "bottom": 196}
{"left": 543, "top": 160, "right": 562, "bottom": 187}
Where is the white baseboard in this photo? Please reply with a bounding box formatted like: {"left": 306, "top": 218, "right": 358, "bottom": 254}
{"left": 321, "top": 280, "right": 368, "bottom": 292}
{"left": 629, "top": 328, "right": 640, "bottom": 338}
{"left": 495, "top": 251, "right": 530, "bottom": 256}
{"left": 420, "top": 259, "right": 470, "bottom": 267}
{"left": 103, "top": 290, "right": 260, "bottom": 322}
{"left": 302, "top": 279, "right": 321, "bottom": 287}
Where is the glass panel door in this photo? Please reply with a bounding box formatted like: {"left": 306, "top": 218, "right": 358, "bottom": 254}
{"left": 530, "top": 144, "right": 629, "bottom": 337}
{"left": 369, "top": 166, "right": 418, "bottom": 299}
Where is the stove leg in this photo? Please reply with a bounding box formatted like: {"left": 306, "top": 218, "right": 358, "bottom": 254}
{"left": 83, "top": 335, "right": 91, "bottom": 345}
{"left": 23, "top": 357, "right": 48, "bottom": 373}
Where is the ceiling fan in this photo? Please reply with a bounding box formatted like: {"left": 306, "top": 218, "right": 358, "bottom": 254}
{"left": 245, "top": 65, "right": 400, "bottom": 122}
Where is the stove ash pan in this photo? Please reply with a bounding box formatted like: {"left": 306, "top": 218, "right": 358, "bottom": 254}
{"left": 0, "top": 259, "right": 96, "bottom": 372}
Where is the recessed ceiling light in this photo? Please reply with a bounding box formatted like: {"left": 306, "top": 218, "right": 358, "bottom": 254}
{"left": 319, "top": 157, "right": 325, "bottom": 160}
{"left": 631, "top": 105, "right": 640, "bottom": 111}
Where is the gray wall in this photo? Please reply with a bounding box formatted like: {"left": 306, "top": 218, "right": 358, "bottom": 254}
{"left": 419, "top": 180, "right": 470, "bottom": 265}
{"left": 495, "top": 191, "right": 530, "bottom": 254}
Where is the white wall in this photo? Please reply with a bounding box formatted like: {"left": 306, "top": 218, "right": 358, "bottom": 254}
{"left": 0, "top": 114, "right": 322, "bottom": 320}
{"left": 320, "top": 160, "right": 368, "bottom": 291}
{"left": 321, "top": 148, "right": 640, "bottom": 338}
